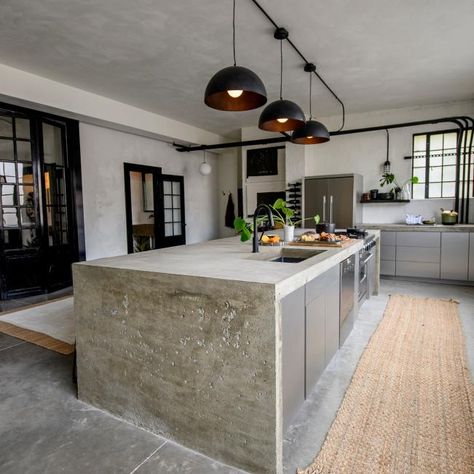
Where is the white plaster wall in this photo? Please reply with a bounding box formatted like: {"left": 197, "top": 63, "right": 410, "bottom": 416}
{"left": 217, "top": 150, "right": 239, "bottom": 238}
{"left": 80, "top": 123, "right": 219, "bottom": 260}
{"left": 0, "top": 63, "right": 223, "bottom": 145}
{"left": 305, "top": 100, "right": 474, "bottom": 223}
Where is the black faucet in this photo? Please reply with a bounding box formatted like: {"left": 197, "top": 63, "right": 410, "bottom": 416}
{"left": 252, "top": 204, "right": 274, "bottom": 253}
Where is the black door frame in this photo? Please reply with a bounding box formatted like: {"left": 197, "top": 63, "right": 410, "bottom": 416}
{"left": 160, "top": 174, "right": 186, "bottom": 248}
{"left": 124, "top": 163, "right": 162, "bottom": 254}
{"left": 0, "top": 101, "right": 85, "bottom": 300}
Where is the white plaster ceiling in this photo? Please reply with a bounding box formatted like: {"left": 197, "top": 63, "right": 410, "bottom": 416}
{"left": 0, "top": 0, "right": 473, "bottom": 137}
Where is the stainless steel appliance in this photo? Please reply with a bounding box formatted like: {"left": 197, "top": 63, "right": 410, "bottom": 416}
{"left": 358, "top": 236, "right": 376, "bottom": 303}
{"left": 339, "top": 254, "right": 356, "bottom": 346}
{"left": 304, "top": 174, "right": 363, "bottom": 228}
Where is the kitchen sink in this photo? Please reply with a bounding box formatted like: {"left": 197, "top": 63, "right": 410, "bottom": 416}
{"left": 251, "top": 247, "right": 327, "bottom": 263}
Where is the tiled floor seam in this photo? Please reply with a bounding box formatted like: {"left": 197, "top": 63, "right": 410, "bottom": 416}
{"left": 128, "top": 440, "right": 168, "bottom": 474}
{"left": 0, "top": 341, "right": 26, "bottom": 352}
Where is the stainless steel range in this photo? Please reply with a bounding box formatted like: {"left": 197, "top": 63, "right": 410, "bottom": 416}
{"left": 337, "top": 228, "right": 377, "bottom": 345}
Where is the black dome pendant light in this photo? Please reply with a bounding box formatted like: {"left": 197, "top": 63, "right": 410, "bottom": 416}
{"left": 258, "top": 28, "right": 305, "bottom": 132}
{"left": 291, "top": 63, "right": 330, "bottom": 145}
{"left": 204, "top": 0, "right": 267, "bottom": 111}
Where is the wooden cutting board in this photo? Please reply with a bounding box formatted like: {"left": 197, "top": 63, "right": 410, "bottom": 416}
{"left": 287, "top": 239, "right": 357, "bottom": 248}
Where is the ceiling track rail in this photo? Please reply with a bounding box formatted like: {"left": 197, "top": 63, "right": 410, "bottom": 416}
{"left": 250, "top": 0, "right": 346, "bottom": 131}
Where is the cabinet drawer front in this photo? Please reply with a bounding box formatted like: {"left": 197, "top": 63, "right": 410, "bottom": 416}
{"left": 306, "top": 266, "right": 339, "bottom": 305}
{"left": 380, "top": 260, "right": 396, "bottom": 276}
{"left": 441, "top": 232, "right": 469, "bottom": 281}
{"left": 396, "top": 231, "right": 440, "bottom": 247}
{"left": 396, "top": 246, "right": 440, "bottom": 263}
{"left": 396, "top": 261, "right": 440, "bottom": 278}
{"left": 381, "top": 231, "right": 396, "bottom": 246}
{"left": 381, "top": 245, "right": 396, "bottom": 261}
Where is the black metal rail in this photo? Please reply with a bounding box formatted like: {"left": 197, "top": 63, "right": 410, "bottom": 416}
{"left": 250, "top": 0, "right": 346, "bottom": 131}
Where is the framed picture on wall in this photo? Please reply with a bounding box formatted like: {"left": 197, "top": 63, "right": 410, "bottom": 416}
{"left": 247, "top": 147, "right": 278, "bottom": 177}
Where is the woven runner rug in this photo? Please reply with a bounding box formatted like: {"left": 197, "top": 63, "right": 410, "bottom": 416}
{"left": 0, "top": 297, "right": 74, "bottom": 355}
{"left": 298, "top": 294, "right": 473, "bottom": 474}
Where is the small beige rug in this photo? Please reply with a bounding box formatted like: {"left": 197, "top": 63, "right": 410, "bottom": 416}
{"left": 0, "top": 297, "right": 74, "bottom": 354}
{"left": 298, "top": 294, "right": 474, "bottom": 474}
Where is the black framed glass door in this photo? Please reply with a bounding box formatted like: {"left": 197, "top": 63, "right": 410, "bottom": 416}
{"left": 124, "top": 165, "right": 186, "bottom": 253}
{"left": 0, "top": 104, "right": 83, "bottom": 300}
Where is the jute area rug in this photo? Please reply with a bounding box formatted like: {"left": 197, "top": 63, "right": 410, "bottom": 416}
{"left": 298, "top": 294, "right": 473, "bottom": 474}
{"left": 0, "top": 296, "right": 74, "bottom": 355}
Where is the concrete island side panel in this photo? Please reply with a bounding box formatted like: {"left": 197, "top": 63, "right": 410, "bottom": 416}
{"left": 73, "top": 264, "right": 279, "bottom": 474}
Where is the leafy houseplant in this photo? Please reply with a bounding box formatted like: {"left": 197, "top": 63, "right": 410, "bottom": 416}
{"left": 380, "top": 173, "right": 419, "bottom": 198}
{"left": 270, "top": 198, "right": 320, "bottom": 227}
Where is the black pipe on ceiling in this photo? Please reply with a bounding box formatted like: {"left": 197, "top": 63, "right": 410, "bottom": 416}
{"left": 250, "top": 0, "right": 346, "bottom": 131}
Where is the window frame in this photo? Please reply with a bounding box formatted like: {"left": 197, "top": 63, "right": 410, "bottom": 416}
{"left": 411, "top": 129, "right": 459, "bottom": 200}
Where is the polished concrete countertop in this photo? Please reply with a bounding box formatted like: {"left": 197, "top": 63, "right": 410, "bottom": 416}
{"left": 76, "top": 231, "right": 379, "bottom": 300}
{"left": 361, "top": 223, "right": 474, "bottom": 232}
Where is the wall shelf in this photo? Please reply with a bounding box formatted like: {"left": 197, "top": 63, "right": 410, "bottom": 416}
{"left": 360, "top": 199, "right": 410, "bottom": 203}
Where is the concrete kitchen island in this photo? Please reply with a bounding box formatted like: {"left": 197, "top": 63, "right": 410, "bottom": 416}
{"left": 73, "top": 233, "right": 379, "bottom": 473}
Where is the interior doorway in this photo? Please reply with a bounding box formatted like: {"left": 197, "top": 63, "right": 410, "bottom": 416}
{"left": 124, "top": 164, "right": 186, "bottom": 253}
{"left": 0, "top": 103, "right": 84, "bottom": 301}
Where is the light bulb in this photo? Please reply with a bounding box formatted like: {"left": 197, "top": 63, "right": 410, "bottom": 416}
{"left": 227, "top": 90, "right": 243, "bottom": 98}
{"left": 277, "top": 117, "right": 288, "bottom": 123}
{"left": 307, "top": 136, "right": 313, "bottom": 139}
{"left": 199, "top": 162, "right": 212, "bottom": 175}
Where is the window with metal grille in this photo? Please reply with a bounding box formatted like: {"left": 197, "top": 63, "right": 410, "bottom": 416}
{"left": 411, "top": 130, "right": 473, "bottom": 199}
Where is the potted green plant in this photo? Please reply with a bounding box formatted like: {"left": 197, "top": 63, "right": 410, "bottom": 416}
{"left": 270, "top": 198, "right": 320, "bottom": 242}
{"left": 379, "top": 173, "right": 419, "bottom": 200}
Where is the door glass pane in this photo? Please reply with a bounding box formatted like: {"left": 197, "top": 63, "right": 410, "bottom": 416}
{"left": 0, "top": 139, "right": 14, "bottom": 160}
{"left": 173, "top": 195, "right": 180, "bottom": 208}
{"left": 16, "top": 141, "right": 32, "bottom": 162}
{"left": 20, "top": 206, "right": 36, "bottom": 227}
{"left": 22, "top": 228, "right": 38, "bottom": 248}
{"left": 164, "top": 195, "right": 172, "bottom": 208}
{"left": 173, "top": 209, "right": 181, "bottom": 222}
{"left": 15, "top": 118, "right": 31, "bottom": 139}
{"left": 165, "top": 223, "right": 173, "bottom": 237}
{"left": 18, "top": 184, "right": 34, "bottom": 205}
{"left": 1, "top": 185, "right": 16, "bottom": 206}
{"left": 163, "top": 181, "right": 172, "bottom": 194}
{"left": 172, "top": 181, "right": 181, "bottom": 195}
{"left": 129, "top": 170, "right": 154, "bottom": 253}
{"left": 0, "top": 117, "right": 13, "bottom": 137}
{"left": 0, "top": 162, "right": 16, "bottom": 183}
{"left": 164, "top": 209, "right": 173, "bottom": 222}
{"left": 17, "top": 163, "right": 34, "bottom": 184}
{"left": 42, "top": 123, "right": 64, "bottom": 165}
{"left": 173, "top": 223, "right": 182, "bottom": 235}
{"left": 2, "top": 208, "right": 19, "bottom": 227}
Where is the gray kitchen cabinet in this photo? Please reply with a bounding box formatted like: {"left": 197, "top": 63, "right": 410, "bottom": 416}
{"left": 395, "top": 231, "right": 441, "bottom": 279}
{"left": 441, "top": 232, "right": 469, "bottom": 280}
{"left": 281, "top": 286, "right": 305, "bottom": 433}
{"left": 469, "top": 234, "right": 474, "bottom": 281}
{"left": 305, "top": 266, "right": 340, "bottom": 398}
{"left": 381, "top": 231, "right": 396, "bottom": 246}
{"left": 397, "top": 231, "right": 440, "bottom": 247}
{"left": 380, "top": 231, "right": 396, "bottom": 276}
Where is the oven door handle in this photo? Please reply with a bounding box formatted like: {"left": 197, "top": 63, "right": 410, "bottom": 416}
{"left": 360, "top": 253, "right": 373, "bottom": 266}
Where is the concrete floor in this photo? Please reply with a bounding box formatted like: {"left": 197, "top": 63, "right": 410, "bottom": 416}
{"left": 0, "top": 279, "right": 472, "bottom": 474}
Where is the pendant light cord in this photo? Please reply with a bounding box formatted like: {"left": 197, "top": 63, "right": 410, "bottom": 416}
{"left": 232, "top": 0, "right": 236, "bottom": 66}
{"left": 309, "top": 73, "right": 313, "bottom": 119}
{"left": 386, "top": 129, "right": 389, "bottom": 162}
{"left": 279, "top": 40, "right": 283, "bottom": 100}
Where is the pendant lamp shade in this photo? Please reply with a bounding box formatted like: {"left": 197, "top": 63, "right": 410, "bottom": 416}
{"left": 291, "top": 119, "right": 330, "bottom": 144}
{"left": 204, "top": 66, "right": 267, "bottom": 111}
{"left": 258, "top": 99, "right": 305, "bottom": 132}
{"left": 258, "top": 28, "right": 305, "bottom": 132}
